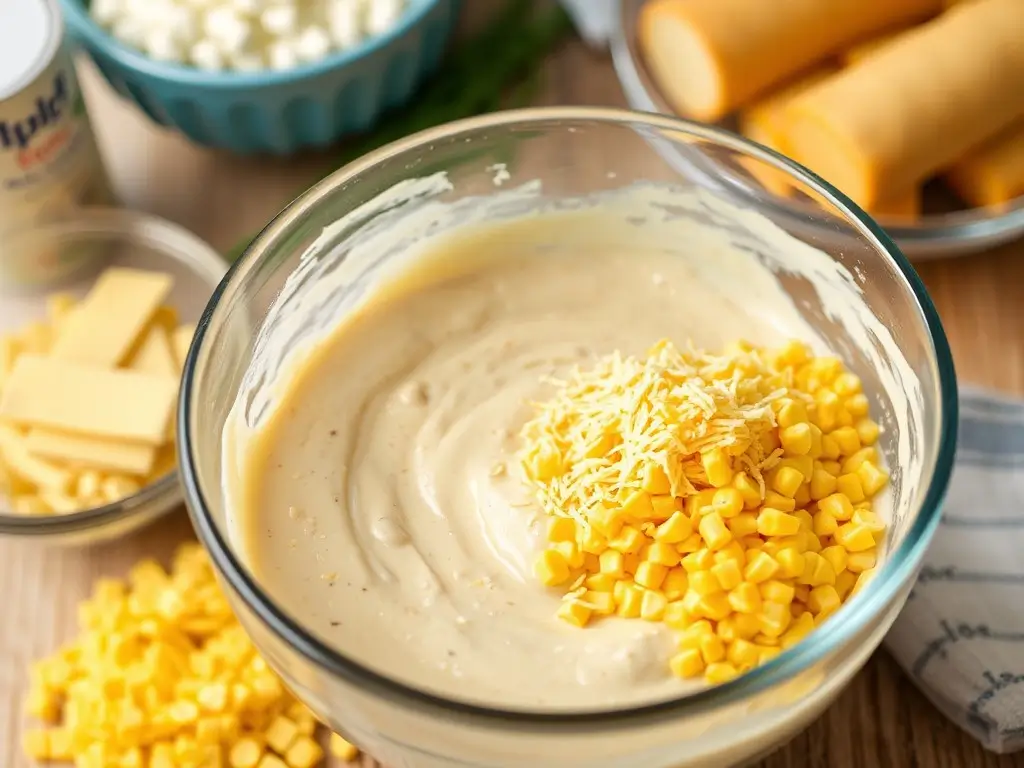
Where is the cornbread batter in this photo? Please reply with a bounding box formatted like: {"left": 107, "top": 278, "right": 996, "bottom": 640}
{"left": 224, "top": 179, "right": 919, "bottom": 711}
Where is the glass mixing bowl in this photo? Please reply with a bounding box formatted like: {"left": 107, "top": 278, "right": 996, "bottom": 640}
{"left": 180, "top": 107, "right": 957, "bottom": 768}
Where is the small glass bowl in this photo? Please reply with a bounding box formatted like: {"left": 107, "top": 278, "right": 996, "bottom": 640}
{"left": 610, "top": 0, "right": 1024, "bottom": 259}
{"left": 0, "top": 208, "right": 226, "bottom": 545}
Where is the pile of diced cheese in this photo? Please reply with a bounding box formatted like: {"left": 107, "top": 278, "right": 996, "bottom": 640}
{"left": 519, "top": 339, "right": 888, "bottom": 685}
{"left": 90, "top": 0, "right": 407, "bottom": 72}
{"left": 0, "top": 267, "right": 192, "bottom": 516}
{"left": 23, "top": 542, "right": 359, "bottom": 767}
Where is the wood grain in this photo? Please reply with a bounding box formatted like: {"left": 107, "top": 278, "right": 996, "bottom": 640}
{"left": 2, "top": 5, "right": 1024, "bottom": 767}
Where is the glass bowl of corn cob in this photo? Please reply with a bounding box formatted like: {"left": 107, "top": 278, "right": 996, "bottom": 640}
{"left": 0, "top": 208, "right": 226, "bottom": 545}
{"left": 612, "top": 0, "right": 1024, "bottom": 259}
{"left": 180, "top": 107, "right": 957, "bottom": 767}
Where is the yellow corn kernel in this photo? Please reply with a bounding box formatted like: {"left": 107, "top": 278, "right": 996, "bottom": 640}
{"left": 589, "top": 504, "right": 625, "bottom": 537}
{"left": 728, "top": 582, "right": 762, "bottom": 614}
{"left": 815, "top": 390, "right": 840, "bottom": 431}
{"left": 557, "top": 600, "right": 592, "bottom": 627}
{"left": 329, "top": 734, "right": 359, "bottom": 762}
{"left": 599, "top": 549, "right": 626, "bottom": 578}
{"left": 798, "top": 551, "right": 836, "bottom": 587}
{"left": 699, "top": 634, "right": 726, "bottom": 665}
{"left": 726, "top": 638, "right": 760, "bottom": 671}
{"left": 640, "top": 590, "right": 668, "bottom": 621}
{"left": 585, "top": 573, "right": 617, "bottom": 593}
{"left": 609, "top": 525, "right": 646, "bottom": 554}
{"left": 534, "top": 549, "right": 571, "bottom": 587}
{"left": 678, "top": 619, "right": 714, "bottom": 648}
{"left": 743, "top": 550, "right": 780, "bottom": 583}
{"left": 856, "top": 461, "right": 889, "bottom": 497}
{"left": 526, "top": 440, "right": 563, "bottom": 481}
{"left": 781, "top": 612, "right": 816, "bottom": 649}
{"left": 756, "top": 600, "right": 792, "bottom": 638}
{"left": 698, "top": 511, "right": 732, "bottom": 551}
{"left": 711, "top": 487, "right": 744, "bottom": 519}
{"left": 835, "top": 523, "right": 876, "bottom": 552}
{"left": 662, "top": 568, "right": 689, "bottom": 600}
{"left": 711, "top": 560, "right": 743, "bottom": 591}
{"left": 686, "top": 488, "right": 718, "bottom": 518}
{"left": 845, "top": 392, "right": 869, "bottom": 417}
{"left": 821, "top": 545, "right": 848, "bottom": 575}
{"left": 780, "top": 423, "right": 812, "bottom": 456}
{"left": 713, "top": 540, "right": 746, "bottom": 565}
{"left": 846, "top": 549, "right": 877, "bottom": 573}
{"left": 697, "top": 592, "right": 732, "bottom": 621}
{"left": 830, "top": 426, "right": 861, "bottom": 457}
{"left": 645, "top": 541, "right": 680, "bottom": 567}
{"left": 283, "top": 736, "right": 323, "bottom": 768}
{"left": 727, "top": 512, "right": 759, "bottom": 538}
{"left": 841, "top": 446, "right": 877, "bottom": 474}
{"left": 616, "top": 586, "right": 643, "bottom": 618}
{"left": 851, "top": 567, "right": 877, "bottom": 597}
{"left": 771, "top": 467, "right": 804, "bottom": 499}
{"left": 758, "top": 508, "right": 801, "bottom": 537}
{"left": 809, "top": 465, "right": 838, "bottom": 501}
{"left": 807, "top": 585, "right": 841, "bottom": 618}
{"left": 793, "top": 508, "right": 812, "bottom": 531}
{"left": 833, "top": 372, "right": 861, "bottom": 396}
{"left": 655, "top": 511, "right": 692, "bottom": 544}
{"left": 820, "top": 434, "right": 840, "bottom": 460}
{"left": 759, "top": 580, "right": 795, "bottom": 604}
{"left": 650, "top": 495, "right": 681, "bottom": 521}
{"left": 731, "top": 471, "right": 762, "bottom": 508}
{"left": 812, "top": 510, "right": 838, "bottom": 537}
{"left": 663, "top": 600, "right": 690, "bottom": 628}
{"left": 763, "top": 491, "right": 796, "bottom": 512}
{"left": 635, "top": 561, "right": 668, "bottom": 590}
{"left": 777, "top": 340, "right": 809, "bottom": 367}
{"left": 265, "top": 715, "right": 299, "bottom": 754}
{"left": 641, "top": 464, "right": 672, "bottom": 494}
{"left": 681, "top": 550, "right": 715, "bottom": 573}
{"left": 818, "top": 493, "right": 854, "bottom": 522}
{"left": 689, "top": 570, "right": 723, "bottom": 597}
{"left": 836, "top": 474, "right": 865, "bottom": 504}
{"left": 777, "top": 399, "right": 808, "bottom": 428}
{"left": 835, "top": 570, "right": 858, "bottom": 600}
{"left": 580, "top": 527, "right": 607, "bottom": 555}
{"left": 229, "top": 740, "right": 263, "bottom": 768}
{"left": 775, "top": 548, "right": 805, "bottom": 579}
{"left": 623, "top": 490, "right": 656, "bottom": 521}
{"left": 669, "top": 648, "right": 705, "bottom": 679}
{"left": 585, "top": 590, "right": 616, "bottom": 616}
{"left": 856, "top": 417, "right": 880, "bottom": 446}
{"left": 705, "top": 661, "right": 740, "bottom": 684}
{"left": 547, "top": 517, "right": 577, "bottom": 543}
{"left": 257, "top": 756, "right": 288, "bottom": 768}
{"left": 702, "top": 448, "right": 734, "bottom": 488}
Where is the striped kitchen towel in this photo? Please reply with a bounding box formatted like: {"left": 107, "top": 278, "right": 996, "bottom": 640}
{"left": 884, "top": 386, "right": 1024, "bottom": 754}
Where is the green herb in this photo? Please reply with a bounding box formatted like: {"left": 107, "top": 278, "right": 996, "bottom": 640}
{"left": 225, "top": 1, "right": 573, "bottom": 262}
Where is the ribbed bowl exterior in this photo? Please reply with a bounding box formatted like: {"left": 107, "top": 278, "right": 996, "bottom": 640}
{"left": 61, "top": 0, "right": 458, "bottom": 155}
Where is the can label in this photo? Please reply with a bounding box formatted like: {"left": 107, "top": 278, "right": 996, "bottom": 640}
{"left": 0, "top": 44, "right": 112, "bottom": 290}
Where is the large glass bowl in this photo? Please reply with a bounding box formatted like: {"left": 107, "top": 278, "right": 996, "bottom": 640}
{"left": 180, "top": 107, "right": 957, "bottom": 768}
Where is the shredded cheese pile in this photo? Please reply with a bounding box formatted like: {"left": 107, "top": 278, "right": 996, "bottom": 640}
{"left": 22, "top": 543, "right": 359, "bottom": 768}
{"left": 519, "top": 339, "right": 888, "bottom": 685}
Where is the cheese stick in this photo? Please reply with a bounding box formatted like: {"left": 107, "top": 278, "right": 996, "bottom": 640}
{"left": 638, "top": 0, "right": 941, "bottom": 121}
{"left": 840, "top": 27, "right": 914, "bottom": 66}
{"left": 739, "top": 68, "right": 839, "bottom": 155}
{"left": 867, "top": 190, "right": 922, "bottom": 221}
{"left": 945, "top": 123, "right": 1024, "bottom": 208}
{"left": 786, "top": 0, "right": 1024, "bottom": 208}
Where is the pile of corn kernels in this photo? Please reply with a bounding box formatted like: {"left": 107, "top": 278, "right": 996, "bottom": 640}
{"left": 22, "top": 543, "right": 358, "bottom": 768}
{"left": 520, "top": 339, "right": 888, "bottom": 685}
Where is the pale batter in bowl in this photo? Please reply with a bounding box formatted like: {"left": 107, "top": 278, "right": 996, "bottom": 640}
{"left": 224, "top": 187, "right": 908, "bottom": 711}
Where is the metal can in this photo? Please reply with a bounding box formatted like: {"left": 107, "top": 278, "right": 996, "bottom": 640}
{"left": 0, "top": 0, "right": 113, "bottom": 290}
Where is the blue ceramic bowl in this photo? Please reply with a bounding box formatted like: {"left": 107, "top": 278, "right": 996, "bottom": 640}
{"left": 60, "top": 0, "right": 459, "bottom": 155}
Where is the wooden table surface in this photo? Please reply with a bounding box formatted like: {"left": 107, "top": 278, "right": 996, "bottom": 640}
{"left": 4, "top": 8, "right": 1024, "bottom": 768}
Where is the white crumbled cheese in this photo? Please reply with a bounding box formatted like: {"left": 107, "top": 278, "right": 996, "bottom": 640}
{"left": 94, "top": 0, "right": 408, "bottom": 72}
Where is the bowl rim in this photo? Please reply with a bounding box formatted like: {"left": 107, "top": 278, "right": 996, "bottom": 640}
{"left": 609, "top": 0, "right": 1024, "bottom": 257}
{"left": 59, "top": 0, "right": 447, "bottom": 89}
{"left": 180, "top": 106, "right": 959, "bottom": 729}
{"left": 0, "top": 208, "right": 227, "bottom": 538}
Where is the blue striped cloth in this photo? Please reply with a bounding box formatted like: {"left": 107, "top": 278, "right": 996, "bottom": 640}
{"left": 885, "top": 387, "right": 1024, "bottom": 754}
